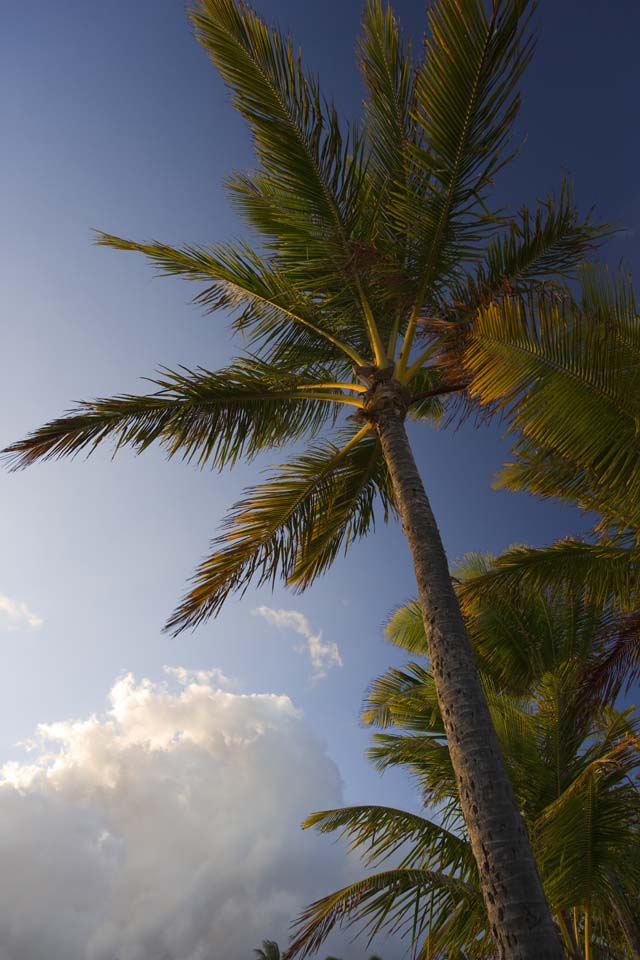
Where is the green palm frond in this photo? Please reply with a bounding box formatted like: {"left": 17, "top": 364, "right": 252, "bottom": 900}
{"left": 463, "top": 269, "right": 640, "bottom": 504}
{"left": 535, "top": 724, "right": 640, "bottom": 912}
{"left": 385, "top": 599, "right": 428, "bottom": 655}
{"left": 166, "top": 426, "right": 391, "bottom": 632}
{"left": 362, "top": 661, "right": 442, "bottom": 733}
{"left": 3, "top": 360, "right": 351, "bottom": 471}
{"left": 189, "top": 0, "right": 394, "bottom": 360}
{"left": 446, "top": 182, "right": 608, "bottom": 321}
{"left": 457, "top": 540, "right": 640, "bottom": 613}
{"left": 357, "top": 0, "right": 417, "bottom": 265}
{"left": 495, "top": 442, "right": 640, "bottom": 539}
{"left": 95, "top": 232, "right": 367, "bottom": 367}
{"left": 191, "top": 0, "right": 363, "bottom": 243}
{"left": 583, "top": 611, "right": 640, "bottom": 704}
{"left": 303, "top": 805, "right": 473, "bottom": 875}
{"left": 410, "top": 0, "right": 535, "bottom": 286}
{"left": 286, "top": 868, "right": 485, "bottom": 960}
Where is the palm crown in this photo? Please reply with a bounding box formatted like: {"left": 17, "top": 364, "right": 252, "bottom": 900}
{"left": 5, "top": 0, "right": 601, "bottom": 634}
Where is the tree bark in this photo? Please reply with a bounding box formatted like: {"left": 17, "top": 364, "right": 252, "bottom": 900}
{"left": 366, "top": 381, "right": 563, "bottom": 960}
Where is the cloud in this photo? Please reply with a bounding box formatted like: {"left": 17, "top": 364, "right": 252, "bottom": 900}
{"left": 0, "top": 670, "right": 352, "bottom": 960}
{"left": 254, "top": 607, "right": 343, "bottom": 680}
{"left": 162, "top": 664, "right": 237, "bottom": 689}
{"left": 0, "top": 593, "right": 43, "bottom": 631}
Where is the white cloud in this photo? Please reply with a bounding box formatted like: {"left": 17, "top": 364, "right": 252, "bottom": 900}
{"left": 0, "top": 593, "right": 43, "bottom": 631}
{"left": 0, "top": 669, "right": 353, "bottom": 960}
{"left": 162, "top": 664, "right": 237, "bottom": 689}
{"left": 254, "top": 607, "right": 343, "bottom": 681}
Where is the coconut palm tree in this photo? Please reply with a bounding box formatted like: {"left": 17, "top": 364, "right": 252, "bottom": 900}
{"left": 3, "top": 2, "right": 605, "bottom": 954}
{"left": 293, "top": 559, "right": 640, "bottom": 960}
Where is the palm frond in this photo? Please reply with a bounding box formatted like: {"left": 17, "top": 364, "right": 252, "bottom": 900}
{"left": 3, "top": 360, "right": 347, "bottom": 471}
{"left": 95, "top": 232, "right": 366, "bottom": 366}
{"left": 446, "top": 182, "right": 608, "bottom": 321}
{"left": 385, "top": 599, "right": 428, "bottom": 655}
{"left": 583, "top": 611, "right": 640, "bottom": 705}
{"left": 495, "top": 441, "right": 640, "bottom": 539}
{"left": 189, "top": 0, "right": 394, "bottom": 359}
{"left": 166, "top": 426, "right": 391, "bottom": 631}
{"left": 303, "top": 804, "right": 473, "bottom": 874}
{"left": 411, "top": 0, "right": 536, "bottom": 289}
{"left": 357, "top": 0, "right": 416, "bottom": 254}
{"left": 457, "top": 540, "right": 640, "bottom": 613}
{"left": 286, "top": 868, "right": 484, "bottom": 960}
{"left": 463, "top": 269, "right": 640, "bottom": 504}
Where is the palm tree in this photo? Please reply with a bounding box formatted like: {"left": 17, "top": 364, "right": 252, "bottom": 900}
{"left": 445, "top": 267, "right": 640, "bottom": 703}
{"left": 3, "top": 2, "right": 605, "bottom": 954}
{"left": 292, "top": 559, "right": 640, "bottom": 960}
{"left": 254, "top": 944, "right": 382, "bottom": 960}
{"left": 255, "top": 942, "right": 282, "bottom": 960}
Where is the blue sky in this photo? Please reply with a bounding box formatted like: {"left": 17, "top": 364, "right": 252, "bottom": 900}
{"left": 1, "top": 1, "right": 639, "bottom": 956}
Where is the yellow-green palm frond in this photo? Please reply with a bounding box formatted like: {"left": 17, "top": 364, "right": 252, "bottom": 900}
{"left": 384, "top": 599, "right": 428, "bottom": 655}
{"left": 2, "top": 360, "right": 349, "bottom": 471}
{"left": 166, "top": 426, "right": 392, "bottom": 632}
{"left": 458, "top": 541, "right": 640, "bottom": 613}
{"left": 463, "top": 269, "right": 640, "bottom": 504}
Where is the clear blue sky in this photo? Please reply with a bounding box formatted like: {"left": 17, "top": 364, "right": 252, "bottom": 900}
{"left": 1, "top": 2, "right": 639, "bottom": 956}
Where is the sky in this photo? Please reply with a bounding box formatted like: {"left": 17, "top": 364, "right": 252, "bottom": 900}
{"left": 1, "top": 1, "right": 639, "bottom": 957}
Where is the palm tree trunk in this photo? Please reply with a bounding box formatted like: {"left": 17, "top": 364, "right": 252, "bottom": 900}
{"left": 367, "top": 381, "right": 563, "bottom": 960}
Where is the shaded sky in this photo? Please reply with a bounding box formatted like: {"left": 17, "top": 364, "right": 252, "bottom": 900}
{"left": 1, "top": 1, "right": 639, "bottom": 956}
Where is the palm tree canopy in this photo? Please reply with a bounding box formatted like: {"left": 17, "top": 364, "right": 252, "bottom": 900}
{"left": 3, "top": 0, "right": 605, "bottom": 633}
{"left": 291, "top": 561, "right": 640, "bottom": 959}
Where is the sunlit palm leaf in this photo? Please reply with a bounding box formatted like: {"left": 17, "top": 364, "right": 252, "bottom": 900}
{"left": 458, "top": 541, "right": 640, "bottom": 613}
{"left": 463, "top": 270, "right": 640, "bottom": 504}
{"left": 166, "top": 426, "right": 392, "bottom": 631}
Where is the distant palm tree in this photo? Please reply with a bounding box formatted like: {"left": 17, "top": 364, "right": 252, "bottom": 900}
{"left": 254, "top": 941, "right": 281, "bottom": 960}
{"left": 4, "top": 2, "right": 604, "bottom": 955}
{"left": 292, "top": 559, "right": 640, "bottom": 959}
{"left": 254, "top": 944, "right": 382, "bottom": 960}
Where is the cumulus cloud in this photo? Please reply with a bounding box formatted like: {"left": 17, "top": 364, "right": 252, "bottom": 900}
{"left": 254, "top": 607, "right": 343, "bottom": 681}
{"left": 0, "top": 593, "right": 42, "bottom": 631}
{"left": 0, "top": 670, "right": 352, "bottom": 960}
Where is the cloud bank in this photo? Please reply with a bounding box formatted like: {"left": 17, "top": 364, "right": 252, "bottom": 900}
{"left": 0, "top": 669, "right": 350, "bottom": 960}
{"left": 254, "top": 606, "right": 343, "bottom": 680}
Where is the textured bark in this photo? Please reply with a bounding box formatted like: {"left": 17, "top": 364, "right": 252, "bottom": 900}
{"left": 365, "top": 378, "right": 563, "bottom": 960}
